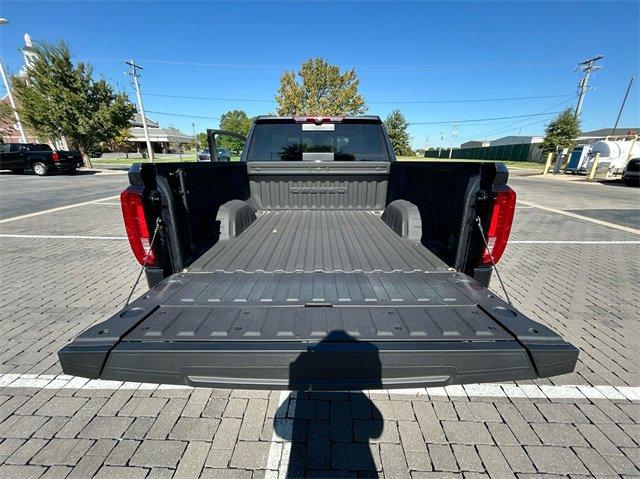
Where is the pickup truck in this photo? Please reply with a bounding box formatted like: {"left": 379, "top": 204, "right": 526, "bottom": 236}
{"left": 0, "top": 143, "right": 84, "bottom": 175}
{"left": 59, "top": 116, "right": 578, "bottom": 390}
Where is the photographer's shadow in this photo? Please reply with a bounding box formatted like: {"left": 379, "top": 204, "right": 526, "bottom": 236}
{"left": 274, "top": 330, "right": 383, "bottom": 478}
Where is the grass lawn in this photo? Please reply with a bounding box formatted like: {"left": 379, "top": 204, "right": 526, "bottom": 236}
{"left": 397, "top": 156, "right": 544, "bottom": 171}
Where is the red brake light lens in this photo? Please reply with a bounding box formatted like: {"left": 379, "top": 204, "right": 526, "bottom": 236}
{"left": 120, "top": 186, "right": 156, "bottom": 267}
{"left": 480, "top": 186, "right": 516, "bottom": 266}
{"left": 51, "top": 152, "right": 59, "bottom": 162}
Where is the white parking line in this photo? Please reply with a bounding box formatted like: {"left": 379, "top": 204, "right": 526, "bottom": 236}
{"left": 510, "top": 240, "right": 640, "bottom": 244}
{"left": 0, "top": 234, "right": 126, "bottom": 240}
{"left": 266, "top": 390, "right": 295, "bottom": 478}
{"left": 518, "top": 200, "right": 640, "bottom": 235}
{"left": 0, "top": 195, "right": 119, "bottom": 224}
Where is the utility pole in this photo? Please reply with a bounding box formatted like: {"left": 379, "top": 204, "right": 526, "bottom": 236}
{"left": 612, "top": 76, "right": 634, "bottom": 136}
{"left": 192, "top": 122, "right": 199, "bottom": 159}
{"left": 574, "top": 55, "right": 603, "bottom": 119}
{"left": 125, "top": 60, "right": 154, "bottom": 162}
{"left": 438, "top": 131, "right": 444, "bottom": 156}
{"left": 0, "top": 18, "right": 27, "bottom": 143}
{"left": 448, "top": 124, "right": 459, "bottom": 159}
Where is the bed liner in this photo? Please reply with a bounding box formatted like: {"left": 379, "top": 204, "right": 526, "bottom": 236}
{"left": 190, "top": 209, "right": 449, "bottom": 273}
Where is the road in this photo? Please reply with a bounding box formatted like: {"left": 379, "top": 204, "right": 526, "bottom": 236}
{"left": 0, "top": 170, "right": 129, "bottom": 220}
{"left": 0, "top": 171, "right": 638, "bottom": 478}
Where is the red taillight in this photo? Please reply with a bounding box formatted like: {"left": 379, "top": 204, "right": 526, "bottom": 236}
{"left": 120, "top": 186, "right": 156, "bottom": 267}
{"left": 51, "top": 152, "right": 59, "bottom": 162}
{"left": 480, "top": 186, "right": 516, "bottom": 266}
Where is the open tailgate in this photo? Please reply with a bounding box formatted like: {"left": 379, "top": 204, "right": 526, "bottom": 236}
{"left": 59, "top": 271, "right": 578, "bottom": 390}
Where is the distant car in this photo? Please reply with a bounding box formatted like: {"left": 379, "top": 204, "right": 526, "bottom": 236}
{"left": 622, "top": 157, "right": 640, "bottom": 186}
{"left": 197, "top": 147, "right": 231, "bottom": 162}
{"left": 0, "top": 143, "right": 84, "bottom": 176}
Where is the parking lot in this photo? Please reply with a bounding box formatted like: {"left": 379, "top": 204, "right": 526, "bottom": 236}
{"left": 0, "top": 169, "right": 639, "bottom": 478}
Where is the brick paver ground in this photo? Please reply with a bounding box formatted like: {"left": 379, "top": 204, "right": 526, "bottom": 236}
{"left": 0, "top": 179, "right": 638, "bottom": 478}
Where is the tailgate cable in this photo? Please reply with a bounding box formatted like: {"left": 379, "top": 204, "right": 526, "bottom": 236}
{"left": 475, "top": 216, "right": 513, "bottom": 306}
{"left": 125, "top": 218, "right": 162, "bottom": 306}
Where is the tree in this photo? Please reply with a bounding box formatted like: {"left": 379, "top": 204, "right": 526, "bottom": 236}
{"left": 541, "top": 108, "right": 581, "bottom": 153}
{"left": 105, "top": 127, "right": 134, "bottom": 158}
{"left": 276, "top": 58, "right": 367, "bottom": 116}
{"left": 13, "top": 40, "right": 134, "bottom": 168}
{"left": 193, "top": 132, "right": 207, "bottom": 150}
{"left": 218, "top": 110, "right": 253, "bottom": 151}
{"left": 385, "top": 110, "right": 413, "bottom": 156}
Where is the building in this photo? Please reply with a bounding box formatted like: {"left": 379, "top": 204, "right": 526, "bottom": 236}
{"left": 489, "top": 135, "right": 543, "bottom": 147}
{"left": 0, "top": 96, "right": 38, "bottom": 143}
{"left": 128, "top": 113, "right": 192, "bottom": 153}
{"left": 460, "top": 140, "right": 490, "bottom": 149}
{"left": 576, "top": 127, "right": 639, "bottom": 144}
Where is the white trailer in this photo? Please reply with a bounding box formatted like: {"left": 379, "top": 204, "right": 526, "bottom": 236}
{"left": 581, "top": 135, "right": 640, "bottom": 179}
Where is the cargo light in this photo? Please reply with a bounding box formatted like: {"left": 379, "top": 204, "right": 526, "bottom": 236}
{"left": 480, "top": 186, "right": 516, "bottom": 266}
{"left": 121, "top": 186, "right": 156, "bottom": 267}
{"left": 294, "top": 116, "right": 343, "bottom": 124}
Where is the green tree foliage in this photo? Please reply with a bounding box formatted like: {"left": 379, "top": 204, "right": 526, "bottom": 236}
{"left": 104, "top": 128, "right": 135, "bottom": 157}
{"left": 13, "top": 40, "right": 134, "bottom": 167}
{"left": 541, "top": 108, "right": 581, "bottom": 153}
{"left": 385, "top": 109, "right": 413, "bottom": 156}
{"left": 218, "top": 110, "right": 253, "bottom": 151}
{"left": 276, "top": 58, "right": 367, "bottom": 116}
{"left": 195, "top": 132, "right": 208, "bottom": 150}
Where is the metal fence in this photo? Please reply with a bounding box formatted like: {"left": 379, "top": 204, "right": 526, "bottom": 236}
{"left": 424, "top": 143, "right": 543, "bottom": 162}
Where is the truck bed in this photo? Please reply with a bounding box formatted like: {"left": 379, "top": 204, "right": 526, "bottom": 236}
{"left": 59, "top": 208, "right": 578, "bottom": 390}
{"left": 190, "top": 209, "right": 449, "bottom": 273}
{"left": 58, "top": 159, "right": 578, "bottom": 390}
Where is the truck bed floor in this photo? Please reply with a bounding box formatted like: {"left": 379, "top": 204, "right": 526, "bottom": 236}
{"left": 190, "top": 209, "right": 449, "bottom": 273}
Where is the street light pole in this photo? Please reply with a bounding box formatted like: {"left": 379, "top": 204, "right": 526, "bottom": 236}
{"left": 0, "top": 18, "right": 27, "bottom": 143}
{"left": 125, "top": 59, "right": 154, "bottom": 162}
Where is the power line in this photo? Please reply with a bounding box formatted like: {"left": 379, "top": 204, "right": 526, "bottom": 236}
{"left": 369, "top": 94, "right": 570, "bottom": 104}
{"left": 145, "top": 93, "right": 273, "bottom": 103}
{"left": 121, "top": 58, "right": 572, "bottom": 72}
{"left": 142, "top": 91, "right": 571, "bottom": 105}
{"left": 457, "top": 95, "right": 578, "bottom": 141}
{"left": 407, "top": 111, "right": 561, "bottom": 126}
{"left": 145, "top": 110, "right": 221, "bottom": 120}
{"left": 143, "top": 109, "right": 560, "bottom": 126}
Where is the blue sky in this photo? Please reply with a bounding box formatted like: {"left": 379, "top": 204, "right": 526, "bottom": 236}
{"left": 1, "top": 1, "right": 638, "bottom": 148}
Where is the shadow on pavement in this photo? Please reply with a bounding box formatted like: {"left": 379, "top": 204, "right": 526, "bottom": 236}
{"left": 274, "top": 331, "right": 383, "bottom": 478}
